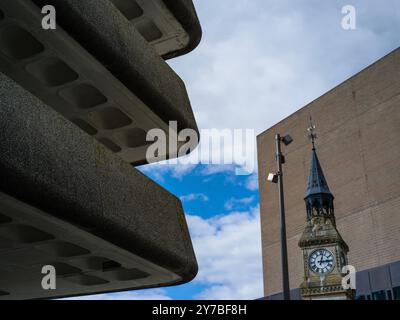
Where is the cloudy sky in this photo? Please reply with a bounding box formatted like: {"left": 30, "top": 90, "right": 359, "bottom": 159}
{"left": 76, "top": 0, "right": 399, "bottom": 300}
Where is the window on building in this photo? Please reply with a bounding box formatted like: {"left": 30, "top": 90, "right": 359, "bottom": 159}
{"left": 393, "top": 286, "right": 400, "bottom": 300}
{"left": 372, "top": 290, "right": 387, "bottom": 300}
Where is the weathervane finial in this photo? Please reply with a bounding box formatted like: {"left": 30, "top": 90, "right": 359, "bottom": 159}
{"left": 307, "top": 116, "right": 317, "bottom": 150}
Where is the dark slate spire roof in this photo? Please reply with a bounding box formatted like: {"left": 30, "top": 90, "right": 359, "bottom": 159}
{"left": 304, "top": 118, "right": 335, "bottom": 223}
{"left": 304, "top": 148, "right": 333, "bottom": 199}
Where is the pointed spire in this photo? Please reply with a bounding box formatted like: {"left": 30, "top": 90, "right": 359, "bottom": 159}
{"left": 304, "top": 118, "right": 335, "bottom": 222}
{"left": 304, "top": 149, "right": 332, "bottom": 198}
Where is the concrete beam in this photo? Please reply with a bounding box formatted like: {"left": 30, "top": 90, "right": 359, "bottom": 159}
{"left": 0, "top": 73, "right": 197, "bottom": 299}
{"left": 0, "top": 0, "right": 199, "bottom": 165}
{"left": 106, "top": 0, "right": 202, "bottom": 59}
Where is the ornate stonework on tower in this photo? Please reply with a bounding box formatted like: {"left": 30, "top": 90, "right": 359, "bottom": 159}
{"left": 299, "top": 120, "right": 355, "bottom": 300}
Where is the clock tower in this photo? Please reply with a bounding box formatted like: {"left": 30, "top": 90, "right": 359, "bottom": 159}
{"left": 298, "top": 120, "right": 355, "bottom": 300}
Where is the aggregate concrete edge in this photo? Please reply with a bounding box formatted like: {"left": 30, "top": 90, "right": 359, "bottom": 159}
{"left": 162, "top": 0, "right": 203, "bottom": 60}
{"left": 0, "top": 72, "right": 198, "bottom": 288}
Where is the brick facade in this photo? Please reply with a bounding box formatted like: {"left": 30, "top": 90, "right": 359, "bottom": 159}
{"left": 257, "top": 48, "right": 400, "bottom": 297}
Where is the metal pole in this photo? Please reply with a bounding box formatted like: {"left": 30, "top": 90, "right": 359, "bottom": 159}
{"left": 275, "top": 134, "right": 291, "bottom": 300}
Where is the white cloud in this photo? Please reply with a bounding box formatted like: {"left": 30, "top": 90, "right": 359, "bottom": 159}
{"left": 199, "top": 164, "right": 236, "bottom": 176}
{"left": 142, "top": 0, "right": 400, "bottom": 182}
{"left": 186, "top": 206, "right": 263, "bottom": 300}
{"left": 168, "top": 0, "right": 400, "bottom": 177}
{"left": 63, "top": 289, "right": 172, "bottom": 300}
{"left": 245, "top": 174, "right": 259, "bottom": 191}
{"left": 138, "top": 162, "right": 197, "bottom": 182}
{"left": 224, "top": 196, "right": 255, "bottom": 210}
{"left": 138, "top": 1, "right": 400, "bottom": 182}
{"left": 180, "top": 193, "right": 209, "bottom": 202}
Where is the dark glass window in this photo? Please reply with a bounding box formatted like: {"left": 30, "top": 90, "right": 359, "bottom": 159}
{"left": 387, "top": 290, "right": 393, "bottom": 300}
{"left": 356, "top": 295, "right": 365, "bottom": 300}
{"left": 372, "top": 290, "right": 387, "bottom": 300}
{"left": 393, "top": 286, "right": 400, "bottom": 300}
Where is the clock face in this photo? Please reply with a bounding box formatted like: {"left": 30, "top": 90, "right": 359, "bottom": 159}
{"left": 309, "top": 249, "right": 335, "bottom": 275}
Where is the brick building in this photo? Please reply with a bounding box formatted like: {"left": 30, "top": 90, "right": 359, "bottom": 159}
{"left": 257, "top": 48, "right": 400, "bottom": 300}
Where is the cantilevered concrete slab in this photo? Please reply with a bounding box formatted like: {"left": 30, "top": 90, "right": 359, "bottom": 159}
{"left": 0, "top": 73, "right": 197, "bottom": 300}
{"left": 35, "top": 0, "right": 202, "bottom": 59}
{"left": 107, "top": 0, "right": 202, "bottom": 59}
{"left": 0, "top": 0, "right": 200, "bottom": 165}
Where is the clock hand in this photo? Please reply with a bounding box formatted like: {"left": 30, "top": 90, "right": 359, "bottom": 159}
{"left": 321, "top": 258, "right": 333, "bottom": 268}
{"left": 321, "top": 255, "right": 332, "bottom": 265}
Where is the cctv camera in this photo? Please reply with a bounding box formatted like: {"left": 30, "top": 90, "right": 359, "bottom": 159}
{"left": 267, "top": 173, "right": 278, "bottom": 184}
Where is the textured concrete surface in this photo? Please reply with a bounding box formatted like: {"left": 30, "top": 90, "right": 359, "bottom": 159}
{"left": 161, "top": 0, "right": 202, "bottom": 59}
{"left": 257, "top": 48, "right": 400, "bottom": 297}
{"left": 0, "top": 0, "right": 200, "bottom": 165}
{"left": 32, "top": 0, "right": 199, "bottom": 135}
{"left": 104, "top": 0, "right": 202, "bottom": 59}
{"left": 0, "top": 73, "right": 197, "bottom": 298}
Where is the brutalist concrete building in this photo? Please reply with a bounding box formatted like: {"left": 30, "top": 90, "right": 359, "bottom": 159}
{"left": 0, "top": 0, "right": 202, "bottom": 299}
{"left": 257, "top": 48, "right": 400, "bottom": 300}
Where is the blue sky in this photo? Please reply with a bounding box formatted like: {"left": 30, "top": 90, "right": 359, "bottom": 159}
{"left": 140, "top": 165, "right": 261, "bottom": 300}
{"left": 72, "top": 0, "right": 400, "bottom": 300}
